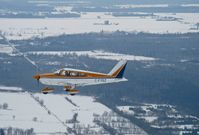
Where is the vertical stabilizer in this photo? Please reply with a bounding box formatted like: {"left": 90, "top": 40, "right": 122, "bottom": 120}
{"left": 108, "top": 60, "right": 127, "bottom": 78}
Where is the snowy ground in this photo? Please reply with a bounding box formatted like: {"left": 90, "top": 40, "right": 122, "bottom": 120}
{"left": 0, "top": 44, "right": 13, "bottom": 54}
{"left": 35, "top": 94, "right": 111, "bottom": 127}
{"left": 0, "top": 92, "right": 66, "bottom": 133}
{"left": 0, "top": 86, "right": 23, "bottom": 91}
{"left": 0, "top": 12, "right": 198, "bottom": 40}
{"left": 0, "top": 90, "right": 147, "bottom": 134}
{"left": 27, "top": 50, "right": 157, "bottom": 61}
{"left": 114, "top": 4, "right": 199, "bottom": 8}
{"left": 117, "top": 103, "right": 199, "bottom": 131}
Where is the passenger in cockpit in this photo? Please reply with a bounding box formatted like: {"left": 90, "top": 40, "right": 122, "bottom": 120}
{"left": 65, "top": 71, "right": 70, "bottom": 76}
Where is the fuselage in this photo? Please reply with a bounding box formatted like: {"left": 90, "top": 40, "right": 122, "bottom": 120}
{"left": 36, "top": 68, "right": 127, "bottom": 87}
{"left": 40, "top": 77, "right": 127, "bottom": 87}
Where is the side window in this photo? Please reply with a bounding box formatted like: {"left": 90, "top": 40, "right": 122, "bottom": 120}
{"left": 59, "top": 70, "right": 86, "bottom": 77}
{"left": 59, "top": 70, "right": 65, "bottom": 76}
{"left": 79, "top": 73, "right": 86, "bottom": 77}
{"left": 70, "top": 72, "right": 77, "bottom": 76}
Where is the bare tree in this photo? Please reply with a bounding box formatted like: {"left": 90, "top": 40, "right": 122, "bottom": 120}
{"left": 2, "top": 103, "right": 8, "bottom": 110}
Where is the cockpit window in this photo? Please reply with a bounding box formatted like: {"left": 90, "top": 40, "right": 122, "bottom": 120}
{"left": 54, "top": 70, "right": 61, "bottom": 74}
{"left": 58, "top": 70, "right": 86, "bottom": 77}
{"left": 70, "top": 72, "right": 77, "bottom": 76}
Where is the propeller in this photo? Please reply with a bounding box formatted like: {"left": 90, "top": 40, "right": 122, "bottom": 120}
{"left": 33, "top": 74, "right": 40, "bottom": 88}
{"left": 32, "top": 61, "right": 41, "bottom": 89}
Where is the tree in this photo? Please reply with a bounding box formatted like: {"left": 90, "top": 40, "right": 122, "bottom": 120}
{"left": 0, "top": 129, "right": 5, "bottom": 135}
{"left": 32, "top": 117, "right": 37, "bottom": 122}
{"left": 196, "top": 23, "right": 199, "bottom": 30}
{"left": 2, "top": 103, "right": 8, "bottom": 110}
{"left": 12, "top": 115, "right": 15, "bottom": 120}
{"left": 72, "top": 113, "right": 78, "bottom": 123}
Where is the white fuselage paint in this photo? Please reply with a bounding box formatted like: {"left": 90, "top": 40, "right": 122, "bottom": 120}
{"left": 40, "top": 78, "right": 128, "bottom": 87}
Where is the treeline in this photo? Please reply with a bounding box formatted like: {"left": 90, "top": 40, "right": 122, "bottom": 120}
{"left": 0, "top": 127, "right": 34, "bottom": 135}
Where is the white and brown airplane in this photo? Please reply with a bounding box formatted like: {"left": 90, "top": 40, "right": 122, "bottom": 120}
{"left": 33, "top": 60, "right": 127, "bottom": 95}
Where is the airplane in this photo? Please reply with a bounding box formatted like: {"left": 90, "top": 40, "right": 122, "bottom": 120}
{"left": 33, "top": 60, "right": 128, "bottom": 95}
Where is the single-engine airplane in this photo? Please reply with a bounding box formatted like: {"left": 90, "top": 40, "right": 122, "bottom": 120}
{"left": 33, "top": 60, "right": 127, "bottom": 95}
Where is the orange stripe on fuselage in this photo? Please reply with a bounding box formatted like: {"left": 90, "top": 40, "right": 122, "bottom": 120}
{"left": 38, "top": 71, "right": 114, "bottom": 79}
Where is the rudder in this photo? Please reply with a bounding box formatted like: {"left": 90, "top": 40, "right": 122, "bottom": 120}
{"left": 108, "top": 60, "right": 127, "bottom": 78}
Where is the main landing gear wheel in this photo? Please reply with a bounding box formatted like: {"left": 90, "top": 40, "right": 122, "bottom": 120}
{"left": 43, "top": 92, "right": 48, "bottom": 94}
{"left": 41, "top": 87, "right": 54, "bottom": 94}
{"left": 64, "top": 89, "right": 80, "bottom": 96}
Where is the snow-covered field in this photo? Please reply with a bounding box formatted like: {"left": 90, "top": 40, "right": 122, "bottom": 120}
{"left": 0, "top": 12, "right": 198, "bottom": 40}
{"left": 0, "top": 92, "right": 66, "bottom": 133}
{"left": 0, "top": 44, "right": 13, "bottom": 54}
{"left": 0, "top": 91, "right": 147, "bottom": 134}
{"left": 35, "top": 94, "right": 111, "bottom": 127}
{"left": 117, "top": 105, "right": 149, "bottom": 123}
{"left": 117, "top": 106, "right": 135, "bottom": 115}
{"left": 0, "top": 86, "right": 23, "bottom": 91}
{"left": 117, "top": 103, "right": 199, "bottom": 131}
{"left": 27, "top": 50, "right": 157, "bottom": 61}
{"left": 115, "top": 4, "right": 199, "bottom": 8}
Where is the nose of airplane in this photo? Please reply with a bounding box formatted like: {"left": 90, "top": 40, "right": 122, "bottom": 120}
{"left": 33, "top": 75, "right": 40, "bottom": 80}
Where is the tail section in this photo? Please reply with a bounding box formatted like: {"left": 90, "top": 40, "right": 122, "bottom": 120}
{"left": 108, "top": 60, "right": 127, "bottom": 78}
